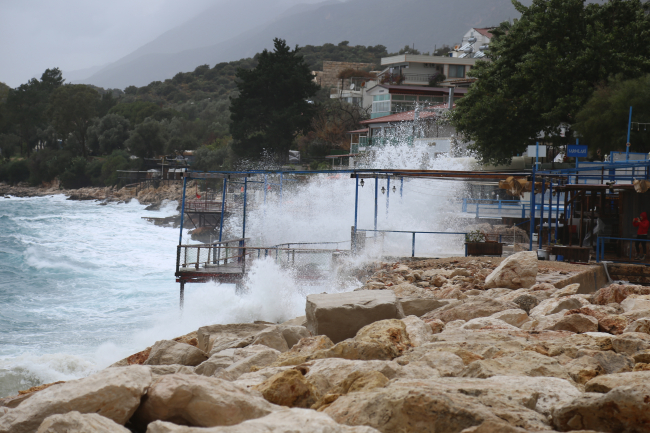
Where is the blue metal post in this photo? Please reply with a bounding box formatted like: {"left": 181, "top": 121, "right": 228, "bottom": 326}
{"left": 555, "top": 185, "right": 560, "bottom": 241}
{"left": 627, "top": 106, "right": 633, "bottom": 161}
{"left": 218, "top": 177, "right": 227, "bottom": 242}
{"left": 412, "top": 233, "right": 415, "bottom": 257}
{"left": 386, "top": 177, "right": 390, "bottom": 218}
{"left": 539, "top": 180, "right": 545, "bottom": 249}
{"left": 263, "top": 174, "right": 268, "bottom": 205}
{"left": 279, "top": 173, "right": 283, "bottom": 205}
{"left": 178, "top": 176, "right": 188, "bottom": 245}
{"left": 242, "top": 177, "right": 248, "bottom": 240}
{"left": 536, "top": 141, "right": 539, "bottom": 166}
{"left": 462, "top": 198, "right": 467, "bottom": 212}
{"left": 374, "top": 175, "right": 378, "bottom": 231}
{"left": 529, "top": 164, "right": 537, "bottom": 251}
{"left": 400, "top": 177, "right": 403, "bottom": 198}
{"left": 548, "top": 182, "right": 553, "bottom": 245}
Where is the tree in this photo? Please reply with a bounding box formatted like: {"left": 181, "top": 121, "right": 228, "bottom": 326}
{"left": 87, "top": 113, "right": 130, "bottom": 155}
{"left": 230, "top": 38, "right": 319, "bottom": 159}
{"left": 125, "top": 118, "right": 167, "bottom": 158}
{"left": 452, "top": 0, "right": 650, "bottom": 165}
{"left": 574, "top": 75, "right": 650, "bottom": 155}
{"left": 48, "top": 84, "right": 100, "bottom": 158}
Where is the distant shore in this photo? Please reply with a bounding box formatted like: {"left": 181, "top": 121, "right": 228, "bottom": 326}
{"left": 0, "top": 181, "right": 184, "bottom": 207}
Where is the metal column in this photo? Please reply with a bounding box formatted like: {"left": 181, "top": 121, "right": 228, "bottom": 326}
{"left": 374, "top": 175, "right": 378, "bottom": 231}
{"left": 627, "top": 106, "right": 633, "bottom": 161}
{"left": 548, "top": 181, "right": 553, "bottom": 245}
{"left": 178, "top": 176, "right": 188, "bottom": 245}
{"left": 354, "top": 175, "right": 359, "bottom": 252}
{"left": 386, "top": 177, "right": 390, "bottom": 217}
{"left": 539, "top": 180, "right": 545, "bottom": 249}
{"left": 529, "top": 164, "right": 536, "bottom": 252}
{"left": 242, "top": 177, "right": 248, "bottom": 240}
{"left": 218, "top": 177, "right": 227, "bottom": 242}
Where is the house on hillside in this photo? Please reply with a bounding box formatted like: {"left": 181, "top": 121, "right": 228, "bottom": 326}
{"left": 450, "top": 28, "right": 494, "bottom": 59}
{"left": 378, "top": 54, "right": 478, "bottom": 88}
{"left": 365, "top": 84, "right": 467, "bottom": 119}
{"left": 313, "top": 61, "right": 378, "bottom": 109}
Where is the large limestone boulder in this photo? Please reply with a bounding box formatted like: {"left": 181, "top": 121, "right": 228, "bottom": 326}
{"left": 422, "top": 297, "right": 519, "bottom": 323}
{"left": 306, "top": 291, "right": 404, "bottom": 343}
{"left": 591, "top": 284, "right": 650, "bottom": 305}
{"left": 460, "top": 317, "right": 520, "bottom": 331}
{"left": 489, "top": 309, "right": 529, "bottom": 327}
{"left": 251, "top": 327, "right": 290, "bottom": 353}
{"left": 584, "top": 371, "right": 650, "bottom": 393}
{"left": 36, "top": 412, "right": 130, "bottom": 433}
{"left": 144, "top": 340, "right": 208, "bottom": 366}
{"left": 197, "top": 323, "right": 272, "bottom": 354}
{"left": 311, "top": 370, "right": 390, "bottom": 411}
{"left": 353, "top": 319, "right": 411, "bottom": 358}
{"left": 621, "top": 295, "right": 650, "bottom": 313}
{"left": 215, "top": 345, "right": 281, "bottom": 381}
{"left": 253, "top": 369, "right": 319, "bottom": 408}
{"left": 460, "top": 351, "right": 571, "bottom": 381}
{"left": 272, "top": 336, "right": 334, "bottom": 367}
{"left": 0, "top": 366, "right": 152, "bottom": 433}
{"left": 484, "top": 251, "right": 537, "bottom": 289}
{"left": 278, "top": 325, "right": 311, "bottom": 349}
{"left": 401, "top": 316, "right": 434, "bottom": 347}
{"left": 132, "top": 374, "right": 276, "bottom": 428}
{"left": 551, "top": 313, "right": 599, "bottom": 333}
{"left": 611, "top": 332, "right": 650, "bottom": 355}
{"left": 565, "top": 356, "right": 605, "bottom": 385}
{"left": 553, "top": 384, "right": 650, "bottom": 431}
{"left": 303, "top": 358, "right": 399, "bottom": 396}
{"left": 146, "top": 408, "right": 381, "bottom": 433}
{"left": 624, "top": 318, "right": 650, "bottom": 334}
{"left": 398, "top": 297, "right": 453, "bottom": 317}
{"left": 529, "top": 295, "right": 590, "bottom": 317}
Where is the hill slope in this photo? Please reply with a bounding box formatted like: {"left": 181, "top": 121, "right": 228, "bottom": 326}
{"left": 79, "top": 0, "right": 525, "bottom": 89}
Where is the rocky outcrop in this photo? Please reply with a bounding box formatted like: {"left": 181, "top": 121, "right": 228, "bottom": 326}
{"left": 423, "top": 297, "right": 520, "bottom": 323}
{"left": 484, "top": 251, "right": 538, "bottom": 289}
{"left": 253, "top": 369, "right": 319, "bottom": 408}
{"left": 197, "top": 323, "right": 272, "bottom": 354}
{"left": 0, "top": 366, "right": 151, "bottom": 433}
{"left": 306, "top": 291, "right": 404, "bottom": 343}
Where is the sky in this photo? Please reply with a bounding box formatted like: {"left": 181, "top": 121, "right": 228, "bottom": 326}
{"left": 0, "top": 0, "right": 218, "bottom": 87}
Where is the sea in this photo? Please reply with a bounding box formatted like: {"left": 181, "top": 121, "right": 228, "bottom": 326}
{"left": 0, "top": 195, "right": 323, "bottom": 398}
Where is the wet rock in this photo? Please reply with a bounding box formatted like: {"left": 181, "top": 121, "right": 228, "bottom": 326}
{"left": 553, "top": 384, "right": 650, "bottom": 431}
{"left": 584, "top": 371, "right": 650, "bottom": 393}
{"left": 489, "top": 309, "right": 529, "bottom": 327}
{"left": 551, "top": 314, "right": 599, "bottom": 333}
{"left": 253, "top": 369, "right": 319, "bottom": 408}
{"left": 401, "top": 316, "right": 433, "bottom": 347}
{"left": 197, "top": 323, "right": 272, "bottom": 354}
{"left": 484, "top": 251, "right": 538, "bottom": 289}
{"left": 144, "top": 340, "right": 208, "bottom": 367}
{"left": 36, "top": 412, "right": 130, "bottom": 433}
{"left": 0, "top": 366, "right": 151, "bottom": 433}
{"left": 422, "top": 297, "right": 519, "bottom": 323}
{"left": 146, "top": 408, "right": 381, "bottom": 433}
{"left": 611, "top": 332, "right": 650, "bottom": 356}
{"left": 591, "top": 283, "right": 650, "bottom": 305}
{"left": 306, "top": 291, "right": 404, "bottom": 344}
{"left": 132, "top": 374, "right": 276, "bottom": 428}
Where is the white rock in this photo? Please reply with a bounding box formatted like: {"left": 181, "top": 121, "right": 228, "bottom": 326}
{"left": 215, "top": 345, "right": 281, "bottom": 381}
{"left": 144, "top": 340, "right": 208, "bottom": 366}
{"left": 624, "top": 318, "right": 650, "bottom": 334}
{"left": 251, "top": 327, "right": 290, "bottom": 353}
{"left": 145, "top": 408, "right": 381, "bottom": 432}
{"left": 197, "top": 323, "right": 272, "bottom": 354}
{"left": 461, "top": 317, "right": 520, "bottom": 331}
{"left": 443, "top": 320, "right": 466, "bottom": 331}
{"left": 529, "top": 295, "right": 590, "bottom": 317}
{"left": 418, "top": 351, "right": 465, "bottom": 377}
{"left": 401, "top": 316, "right": 434, "bottom": 347}
{"left": 36, "top": 412, "right": 130, "bottom": 433}
{"left": 278, "top": 326, "right": 311, "bottom": 349}
{"left": 306, "top": 291, "right": 404, "bottom": 343}
{"left": 551, "top": 283, "right": 581, "bottom": 298}
{"left": 621, "top": 296, "right": 650, "bottom": 313}
{"left": 132, "top": 374, "right": 276, "bottom": 428}
{"left": 551, "top": 314, "right": 599, "bottom": 333}
{"left": 303, "top": 358, "right": 399, "bottom": 396}
{"left": 484, "top": 251, "right": 538, "bottom": 289}
{"left": 0, "top": 366, "right": 152, "bottom": 433}
{"left": 489, "top": 309, "right": 529, "bottom": 327}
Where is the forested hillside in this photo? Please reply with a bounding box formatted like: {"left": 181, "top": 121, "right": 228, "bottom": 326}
{"left": 0, "top": 42, "right": 385, "bottom": 188}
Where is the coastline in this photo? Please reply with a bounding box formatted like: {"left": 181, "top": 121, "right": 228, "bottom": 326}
{"left": 0, "top": 180, "right": 184, "bottom": 207}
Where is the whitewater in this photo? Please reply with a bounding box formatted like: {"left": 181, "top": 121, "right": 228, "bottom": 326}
{"left": 0, "top": 137, "right": 474, "bottom": 398}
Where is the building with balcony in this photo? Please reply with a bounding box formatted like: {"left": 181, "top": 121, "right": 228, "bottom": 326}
{"left": 450, "top": 28, "right": 494, "bottom": 59}
{"left": 378, "top": 54, "right": 479, "bottom": 88}
{"left": 365, "top": 84, "right": 467, "bottom": 119}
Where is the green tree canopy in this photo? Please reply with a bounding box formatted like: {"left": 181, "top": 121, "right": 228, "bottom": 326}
{"left": 574, "top": 75, "right": 650, "bottom": 156}
{"left": 229, "top": 38, "right": 319, "bottom": 159}
{"left": 125, "top": 118, "right": 167, "bottom": 158}
{"left": 87, "top": 113, "right": 130, "bottom": 155}
{"left": 452, "top": 0, "right": 650, "bottom": 165}
{"left": 48, "top": 84, "right": 100, "bottom": 158}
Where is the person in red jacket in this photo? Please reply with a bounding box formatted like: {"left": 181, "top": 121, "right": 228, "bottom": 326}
{"left": 633, "top": 212, "right": 650, "bottom": 260}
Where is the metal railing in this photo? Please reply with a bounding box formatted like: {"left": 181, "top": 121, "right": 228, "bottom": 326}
{"left": 356, "top": 229, "right": 469, "bottom": 257}
{"left": 461, "top": 198, "right": 565, "bottom": 219}
{"left": 185, "top": 200, "right": 225, "bottom": 213}
{"left": 596, "top": 236, "right": 650, "bottom": 263}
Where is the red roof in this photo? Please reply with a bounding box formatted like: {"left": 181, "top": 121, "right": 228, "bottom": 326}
{"left": 474, "top": 28, "right": 494, "bottom": 39}
{"left": 359, "top": 105, "right": 454, "bottom": 125}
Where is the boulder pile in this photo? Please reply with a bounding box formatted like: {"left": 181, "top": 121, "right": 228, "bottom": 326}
{"left": 3, "top": 252, "right": 650, "bottom": 432}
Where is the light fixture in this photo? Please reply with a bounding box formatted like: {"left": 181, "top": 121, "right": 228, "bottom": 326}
{"left": 392, "top": 185, "right": 397, "bottom": 193}
{"left": 381, "top": 187, "right": 386, "bottom": 194}
{"left": 360, "top": 179, "right": 365, "bottom": 187}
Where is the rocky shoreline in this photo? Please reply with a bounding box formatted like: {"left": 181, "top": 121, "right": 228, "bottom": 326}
{"left": 0, "top": 181, "right": 185, "bottom": 207}
{"left": 2, "top": 251, "right": 649, "bottom": 432}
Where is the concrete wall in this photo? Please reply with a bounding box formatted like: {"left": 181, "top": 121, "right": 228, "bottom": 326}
{"left": 316, "top": 61, "right": 374, "bottom": 89}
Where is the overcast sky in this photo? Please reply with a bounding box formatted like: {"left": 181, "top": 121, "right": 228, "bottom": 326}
{"left": 0, "top": 0, "right": 219, "bottom": 87}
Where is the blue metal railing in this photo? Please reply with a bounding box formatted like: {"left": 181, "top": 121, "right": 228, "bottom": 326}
{"left": 461, "top": 198, "right": 565, "bottom": 219}
{"left": 596, "top": 236, "right": 650, "bottom": 263}
{"left": 356, "top": 229, "right": 469, "bottom": 257}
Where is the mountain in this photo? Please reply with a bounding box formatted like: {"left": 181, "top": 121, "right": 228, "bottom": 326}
{"left": 78, "top": 0, "right": 526, "bottom": 89}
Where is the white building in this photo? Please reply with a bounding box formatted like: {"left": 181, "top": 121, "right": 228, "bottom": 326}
{"left": 450, "top": 28, "right": 493, "bottom": 59}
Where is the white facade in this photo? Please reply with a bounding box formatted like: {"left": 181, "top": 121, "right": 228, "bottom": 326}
{"left": 380, "top": 55, "right": 477, "bottom": 86}
{"left": 450, "top": 28, "right": 493, "bottom": 59}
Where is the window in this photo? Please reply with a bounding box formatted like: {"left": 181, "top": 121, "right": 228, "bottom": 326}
{"left": 373, "top": 94, "right": 390, "bottom": 102}
{"left": 448, "top": 65, "right": 465, "bottom": 78}
{"left": 373, "top": 101, "right": 390, "bottom": 113}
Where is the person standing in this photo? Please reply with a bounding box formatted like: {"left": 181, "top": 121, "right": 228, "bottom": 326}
{"left": 633, "top": 212, "right": 650, "bottom": 260}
